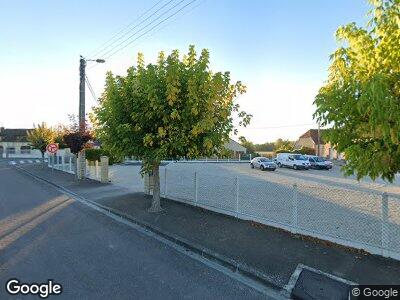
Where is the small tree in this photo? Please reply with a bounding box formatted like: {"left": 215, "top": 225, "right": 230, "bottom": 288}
{"left": 27, "top": 123, "right": 55, "bottom": 166}
{"left": 238, "top": 136, "right": 256, "bottom": 153}
{"left": 62, "top": 115, "right": 92, "bottom": 155}
{"left": 94, "top": 46, "right": 251, "bottom": 212}
{"left": 314, "top": 0, "right": 400, "bottom": 181}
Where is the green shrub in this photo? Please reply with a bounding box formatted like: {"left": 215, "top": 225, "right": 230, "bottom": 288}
{"left": 85, "top": 148, "right": 122, "bottom": 165}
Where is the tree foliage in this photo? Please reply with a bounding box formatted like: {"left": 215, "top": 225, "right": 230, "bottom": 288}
{"left": 27, "top": 123, "right": 55, "bottom": 166}
{"left": 275, "top": 138, "right": 295, "bottom": 152}
{"left": 314, "top": 0, "right": 400, "bottom": 181}
{"left": 63, "top": 115, "right": 92, "bottom": 154}
{"left": 27, "top": 123, "right": 55, "bottom": 155}
{"left": 93, "top": 45, "right": 250, "bottom": 211}
{"left": 238, "top": 136, "right": 256, "bottom": 153}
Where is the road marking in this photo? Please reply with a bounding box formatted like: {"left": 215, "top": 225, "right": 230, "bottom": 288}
{"left": 282, "top": 264, "right": 356, "bottom": 298}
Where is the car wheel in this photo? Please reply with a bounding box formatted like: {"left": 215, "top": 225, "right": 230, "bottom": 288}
{"left": 260, "top": 165, "right": 265, "bottom": 171}
{"left": 250, "top": 163, "right": 254, "bottom": 169}
{"left": 293, "top": 165, "right": 297, "bottom": 170}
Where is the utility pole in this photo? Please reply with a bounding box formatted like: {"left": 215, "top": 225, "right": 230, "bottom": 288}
{"left": 78, "top": 56, "right": 105, "bottom": 132}
{"left": 317, "top": 123, "right": 320, "bottom": 156}
{"left": 79, "top": 56, "right": 86, "bottom": 132}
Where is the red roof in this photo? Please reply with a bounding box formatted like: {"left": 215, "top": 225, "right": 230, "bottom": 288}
{"left": 299, "top": 129, "right": 325, "bottom": 144}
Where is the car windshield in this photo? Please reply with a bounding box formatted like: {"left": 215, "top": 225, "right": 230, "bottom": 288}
{"left": 259, "top": 158, "right": 271, "bottom": 162}
{"left": 293, "top": 154, "right": 306, "bottom": 160}
{"left": 315, "top": 157, "right": 325, "bottom": 162}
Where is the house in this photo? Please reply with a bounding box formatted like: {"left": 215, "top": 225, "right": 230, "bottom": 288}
{"left": 0, "top": 127, "right": 43, "bottom": 158}
{"left": 294, "top": 129, "right": 344, "bottom": 159}
{"left": 224, "top": 139, "right": 247, "bottom": 158}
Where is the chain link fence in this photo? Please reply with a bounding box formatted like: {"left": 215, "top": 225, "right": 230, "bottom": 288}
{"left": 161, "top": 168, "right": 400, "bottom": 260}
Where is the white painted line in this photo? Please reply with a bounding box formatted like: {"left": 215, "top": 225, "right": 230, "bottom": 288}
{"left": 9, "top": 161, "right": 17, "bottom": 165}
{"left": 27, "top": 160, "right": 33, "bottom": 163}
{"left": 282, "top": 263, "right": 356, "bottom": 298}
{"left": 19, "top": 160, "right": 25, "bottom": 164}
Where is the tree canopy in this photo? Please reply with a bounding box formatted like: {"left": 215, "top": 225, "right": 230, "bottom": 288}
{"left": 93, "top": 45, "right": 250, "bottom": 211}
{"left": 314, "top": 0, "right": 400, "bottom": 181}
{"left": 27, "top": 123, "right": 55, "bottom": 165}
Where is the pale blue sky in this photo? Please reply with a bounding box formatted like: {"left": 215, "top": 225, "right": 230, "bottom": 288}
{"left": 0, "top": 0, "right": 370, "bottom": 143}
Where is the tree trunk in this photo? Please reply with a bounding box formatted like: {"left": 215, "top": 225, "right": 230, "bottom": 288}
{"left": 148, "top": 163, "right": 162, "bottom": 212}
{"left": 41, "top": 152, "right": 45, "bottom": 169}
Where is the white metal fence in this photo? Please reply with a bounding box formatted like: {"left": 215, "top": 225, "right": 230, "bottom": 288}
{"left": 48, "top": 154, "right": 76, "bottom": 174}
{"left": 48, "top": 155, "right": 104, "bottom": 181}
{"left": 160, "top": 168, "right": 400, "bottom": 260}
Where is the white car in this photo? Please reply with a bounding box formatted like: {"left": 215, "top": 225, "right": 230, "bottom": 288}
{"left": 275, "top": 153, "right": 310, "bottom": 170}
{"left": 250, "top": 157, "right": 277, "bottom": 171}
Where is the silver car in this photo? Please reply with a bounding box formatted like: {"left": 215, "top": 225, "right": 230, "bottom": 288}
{"left": 250, "top": 157, "right": 277, "bottom": 171}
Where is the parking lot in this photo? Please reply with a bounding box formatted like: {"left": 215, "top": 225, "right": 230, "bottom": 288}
{"left": 110, "top": 162, "right": 400, "bottom": 197}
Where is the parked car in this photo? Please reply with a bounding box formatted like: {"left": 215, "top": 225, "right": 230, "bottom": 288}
{"left": 250, "top": 157, "right": 277, "bottom": 171}
{"left": 304, "top": 155, "right": 333, "bottom": 170}
{"left": 275, "top": 153, "right": 310, "bottom": 170}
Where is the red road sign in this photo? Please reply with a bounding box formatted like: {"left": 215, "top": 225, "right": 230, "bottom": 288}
{"left": 46, "top": 143, "right": 59, "bottom": 154}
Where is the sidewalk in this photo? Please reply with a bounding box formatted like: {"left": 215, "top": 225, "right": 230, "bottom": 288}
{"left": 18, "top": 164, "right": 400, "bottom": 289}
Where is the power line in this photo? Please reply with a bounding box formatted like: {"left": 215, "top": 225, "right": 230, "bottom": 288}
{"left": 87, "top": 0, "right": 198, "bottom": 71}
{"left": 98, "top": 0, "right": 189, "bottom": 60}
{"left": 104, "top": 0, "right": 198, "bottom": 61}
{"left": 88, "top": 0, "right": 174, "bottom": 59}
{"left": 85, "top": 75, "right": 97, "bottom": 102}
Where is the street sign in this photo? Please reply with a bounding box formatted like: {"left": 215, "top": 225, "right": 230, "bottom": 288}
{"left": 46, "top": 143, "right": 58, "bottom": 154}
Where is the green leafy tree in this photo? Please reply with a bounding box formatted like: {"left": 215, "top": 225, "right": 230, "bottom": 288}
{"left": 93, "top": 46, "right": 250, "bottom": 212}
{"left": 275, "top": 138, "right": 294, "bottom": 152}
{"left": 314, "top": 0, "right": 400, "bottom": 181}
{"left": 238, "top": 136, "right": 256, "bottom": 153}
{"left": 27, "top": 123, "right": 55, "bottom": 166}
{"left": 63, "top": 115, "right": 92, "bottom": 154}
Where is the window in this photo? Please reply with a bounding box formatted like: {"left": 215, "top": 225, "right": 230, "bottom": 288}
{"left": 6, "top": 147, "right": 15, "bottom": 154}
{"left": 20, "top": 146, "right": 31, "bottom": 154}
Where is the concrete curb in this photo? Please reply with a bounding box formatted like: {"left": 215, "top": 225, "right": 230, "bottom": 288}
{"left": 15, "top": 166, "right": 283, "bottom": 293}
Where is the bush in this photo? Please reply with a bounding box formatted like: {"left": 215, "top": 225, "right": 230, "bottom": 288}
{"left": 275, "top": 147, "right": 316, "bottom": 155}
{"left": 85, "top": 148, "right": 122, "bottom": 165}
{"left": 85, "top": 148, "right": 102, "bottom": 162}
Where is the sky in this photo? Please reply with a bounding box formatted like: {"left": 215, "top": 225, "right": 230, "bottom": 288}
{"left": 0, "top": 0, "right": 370, "bottom": 143}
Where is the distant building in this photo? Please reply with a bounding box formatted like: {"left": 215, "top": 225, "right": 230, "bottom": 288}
{"left": 224, "top": 139, "right": 247, "bottom": 158}
{"left": 294, "top": 129, "right": 344, "bottom": 159}
{"left": 0, "top": 127, "right": 42, "bottom": 158}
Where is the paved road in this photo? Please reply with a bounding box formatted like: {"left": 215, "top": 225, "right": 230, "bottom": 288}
{"left": 0, "top": 165, "right": 268, "bottom": 299}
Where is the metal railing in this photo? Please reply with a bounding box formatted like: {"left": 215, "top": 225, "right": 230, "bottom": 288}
{"left": 159, "top": 168, "right": 400, "bottom": 261}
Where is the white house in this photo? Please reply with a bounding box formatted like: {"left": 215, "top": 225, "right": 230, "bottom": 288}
{"left": 0, "top": 127, "right": 43, "bottom": 158}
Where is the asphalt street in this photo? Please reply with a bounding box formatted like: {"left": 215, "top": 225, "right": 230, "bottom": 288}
{"left": 0, "top": 163, "right": 269, "bottom": 299}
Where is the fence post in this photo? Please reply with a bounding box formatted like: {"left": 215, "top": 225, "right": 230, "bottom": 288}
{"left": 381, "top": 192, "right": 389, "bottom": 256}
{"left": 292, "top": 183, "right": 298, "bottom": 233}
{"left": 69, "top": 156, "right": 72, "bottom": 173}
{"left": 194, "top": 172, "right": 198, "bottom": 205}
{"left": 249, "top": 154, "right": 252, "bottom": 161}
{"left": 100, "top": 156, "right": 109, "bottom": 183}
{"left": 235, "top": 176, "right": 239, "bottom": 218}
{"left": 77, "top": 151, "right": 86, "bottom": 180}
{"left": 164, "top": 168, "right": 167, "bottom": 196}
